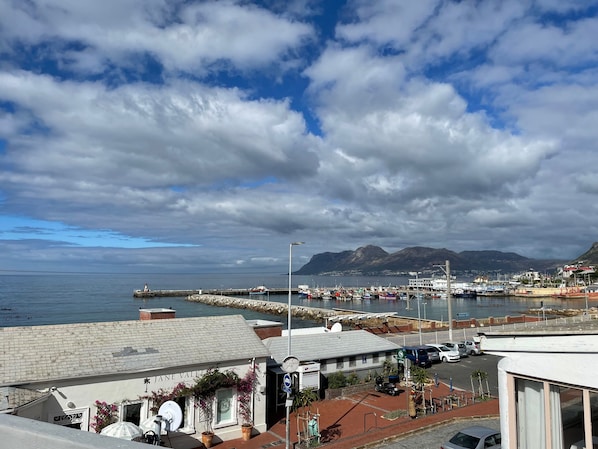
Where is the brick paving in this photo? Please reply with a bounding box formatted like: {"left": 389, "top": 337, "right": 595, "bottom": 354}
{"left": 213, "top": 382, "right": 499, "bottom": 449}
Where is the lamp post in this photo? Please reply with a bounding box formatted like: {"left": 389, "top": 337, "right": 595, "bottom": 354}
{"left": 435, "top": 260, "right": 453, "bottom": 341}
{"left": 286, "top": 241, "right": 304, "bottom": 449}
{"left": 410, "top": 271, "right": 422, "bottom": 345}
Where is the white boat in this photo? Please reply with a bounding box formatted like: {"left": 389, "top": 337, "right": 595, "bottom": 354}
{"left": 249, "top": 285, "right": 269, "bottom": 295}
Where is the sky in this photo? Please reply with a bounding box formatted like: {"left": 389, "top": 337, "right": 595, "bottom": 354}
{"left": 1, "top": 0, "right": 598, "bottom": 274}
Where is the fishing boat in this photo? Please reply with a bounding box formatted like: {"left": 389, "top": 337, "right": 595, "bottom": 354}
{"left": 378, "top": 292, "right": 397, "bottom": 300}
{"left": 249, "top": 285, "right": 269, "bottom": 296}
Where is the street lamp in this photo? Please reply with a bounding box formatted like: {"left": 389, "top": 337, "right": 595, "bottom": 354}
{"left": 410, "top": 271, "right": 422, "bottom": 345}
{"left": 288, "top": 241, "right": 304, "bottom": 356}
{"left": 286, "top": 241, "right": 304, "bottom": 449}
{"left": 435, "top": 260, "right": 453, "bottom": 341}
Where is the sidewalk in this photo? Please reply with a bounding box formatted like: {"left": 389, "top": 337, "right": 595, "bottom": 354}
{"left": 214, "top": 382, "right": 499, "bottom": 449}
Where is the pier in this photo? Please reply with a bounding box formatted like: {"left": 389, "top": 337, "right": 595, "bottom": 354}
{"left": 133, "top": 287, "right": 298, "bottom": 298}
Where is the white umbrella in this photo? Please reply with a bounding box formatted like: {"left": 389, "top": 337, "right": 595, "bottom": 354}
{"left": 100, "top": 421, "right": 144, "bottom": 440}
{"left": 140, "top": 415, "right": 167, "bottom": 435}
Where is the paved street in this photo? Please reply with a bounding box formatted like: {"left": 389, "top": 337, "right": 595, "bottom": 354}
{"left": 375, "top": 417, "right": 501, "bottom": 449}
{"left": 385, "top": 329, "right": 501, "bottom": 394}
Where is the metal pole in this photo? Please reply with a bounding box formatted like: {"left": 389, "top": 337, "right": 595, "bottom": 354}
{"left": 416, "top": 272, "right": 422, "bottom": 345}
{"left": 447, "top": 260, "right": 453, "bottom": 341}
{"left": 286, "top": 241, "right": 303, "bottom": 449}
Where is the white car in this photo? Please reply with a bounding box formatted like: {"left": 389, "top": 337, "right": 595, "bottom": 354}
{"left": 425, "top": 343, "right": 460, "bottom": 362}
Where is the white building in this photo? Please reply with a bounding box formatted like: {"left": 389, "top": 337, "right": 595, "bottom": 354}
{"left": 0, "top": 310, "right": 270, "bottom": 448}
{"left": 479, "top": 320, "right": 598, "bottom": 449}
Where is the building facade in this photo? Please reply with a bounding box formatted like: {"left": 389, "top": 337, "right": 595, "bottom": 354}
{"left": 0, "top": 312, "right": 270, "bottom": 447}
{"left": 479, "top": 321, "right": 598, "bottom": 449}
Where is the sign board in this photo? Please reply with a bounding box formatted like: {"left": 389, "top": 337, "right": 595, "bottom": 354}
{"left": 456, "top": 312, "right": 469, "bottom": 319}
{"left": 397, "top": 349, "right": 406, "bottom": 364}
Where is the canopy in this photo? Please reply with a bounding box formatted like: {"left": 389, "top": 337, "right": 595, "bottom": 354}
{"left": 100, "top": 421, "right": 143, "bottom": 440}
{"left": 140, "top": 415, "right": 167, "bottom": 435}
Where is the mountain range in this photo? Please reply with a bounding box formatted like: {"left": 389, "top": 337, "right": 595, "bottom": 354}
{"left": 293, "top": 243, "right": 598, "bottom": 276}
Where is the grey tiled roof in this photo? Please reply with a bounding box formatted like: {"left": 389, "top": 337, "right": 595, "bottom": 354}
{"left": 0, "top": 315, "right": 269, "bottom": 386}
{"left": 264, "top": 330, "right": 400, "bottom": 364}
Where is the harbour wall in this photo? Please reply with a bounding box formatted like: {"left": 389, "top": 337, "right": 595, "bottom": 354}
{"left": 185, "top": 293, "right": 555, "bottom": 333}
{"left": 186, "top": 294, "right": 336, "bottom": 322}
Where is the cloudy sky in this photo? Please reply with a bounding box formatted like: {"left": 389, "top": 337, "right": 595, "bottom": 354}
{"left": 1, "top": 0, "right": 597, "bottom": 274}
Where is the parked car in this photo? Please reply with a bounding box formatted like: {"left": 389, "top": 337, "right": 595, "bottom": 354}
{"left": 461, "top": 339, "right": 482, "bottom": 355}
{"left": 425, "top": 343, "right": 460, "bottom": 362}
{"left": 444, "top": 341, "right": 468, "bottom": 358}
{"left": 440, "top": 425, "right": 501, "bottom": 449}
{"left": 425, "top": 345, "right": 441, "bottom": 364}
{"left": 402, "top": 345, "right": 432, "bottom": 368}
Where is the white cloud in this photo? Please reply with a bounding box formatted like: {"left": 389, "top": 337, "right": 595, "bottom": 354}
{"left": 1, "top": 0, "right": 598, "bottom": 273}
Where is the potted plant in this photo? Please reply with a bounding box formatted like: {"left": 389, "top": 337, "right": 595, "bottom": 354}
{"left": 191, "top": 368, "right": 239, "bottom": 447}
{"left": 238, "top": 366, "right": 258, "bottom": 440}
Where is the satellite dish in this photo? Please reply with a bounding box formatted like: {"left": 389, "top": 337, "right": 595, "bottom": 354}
{"left": 330, "top": 323, "right": 342, "bottom": 333}
{"left": 282, "top": 355, "right": 300, "bottom": 373}
{"left": 158, "top": 401, "right": 183, "bottom": 432}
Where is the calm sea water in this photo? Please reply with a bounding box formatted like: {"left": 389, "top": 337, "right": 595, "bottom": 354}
{"left": 0, "top": 272, "right": 566, "bottom": 328}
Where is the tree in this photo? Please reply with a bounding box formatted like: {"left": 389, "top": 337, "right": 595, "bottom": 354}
{"left": 470, "top": 369, "right": 489, "bottom": 399}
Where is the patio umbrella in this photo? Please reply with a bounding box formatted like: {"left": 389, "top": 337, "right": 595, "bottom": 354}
{"left": 100, "top": 421, "right": 143, "bottom": 440}
{"left": 140, "top": 415, "right": 167, "bottom": 435}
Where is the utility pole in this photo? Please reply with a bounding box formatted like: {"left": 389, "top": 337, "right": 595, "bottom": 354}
{"left": 435, "top": 260, "right": 453, "bottom": 341}
{"left": 447, "top": 260, "right": 453, "bottom": 341}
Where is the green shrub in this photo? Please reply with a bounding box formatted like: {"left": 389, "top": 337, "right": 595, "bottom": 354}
{"left": 327, "top": 371, "right": 347, "bottom": 389}
{"left": 346, "top": 372, "right": 360, "bottom": 385}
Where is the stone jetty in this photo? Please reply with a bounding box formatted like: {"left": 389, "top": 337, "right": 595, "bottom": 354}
{"left": 186, "top": 293, "right": 337, "bottom": 322}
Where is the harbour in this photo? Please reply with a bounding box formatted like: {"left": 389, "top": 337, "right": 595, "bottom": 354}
{"left": 2, "top": 272, "right": 597, "bottom": 329}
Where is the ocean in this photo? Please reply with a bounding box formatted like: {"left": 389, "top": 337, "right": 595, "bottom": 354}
{"left": 0, "top": 272, "right": 560, "bottom": 328}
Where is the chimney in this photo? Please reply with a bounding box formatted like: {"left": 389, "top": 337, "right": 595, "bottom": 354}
{"left": 139, "top": 308, "right": 176, "bottom": 320}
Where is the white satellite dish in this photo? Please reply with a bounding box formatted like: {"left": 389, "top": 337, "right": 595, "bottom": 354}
{"left": 158, "top": 401, "right": 183, "bottom": 432}
{"left": 330, "top": 322, "right": 342, "bottom": 333}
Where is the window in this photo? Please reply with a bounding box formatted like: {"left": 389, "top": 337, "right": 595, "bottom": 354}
{"left": 214, "top": 389, "right": 236, "bottom": 428}
{"left": 516, "top": 378, "right": 546, "bottom": 449}
{"left": 514, "top": 376, "right": 598, "bottom": 449}
{"left": 362, "top": 355, "right": 367, "bottom": 364}
{"left": 349, "top": 356, "right": 356, "bottom": 367}
{"left": 174, "top": 396, "right": 187, "bottom": 429}
{"left": 122, "top": 402, "right": 142, "bottom": 425}
{"left": 557, "top": 386, "right": 584, "bottom": 449}
{"left": 372, "top": 353, "right": 379, "bottom": 363}
{"left": 336, "top": 358, "right": 344, "bottom": 369}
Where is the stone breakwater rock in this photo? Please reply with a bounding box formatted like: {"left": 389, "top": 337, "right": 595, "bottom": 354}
{"left": 186, "top": 294, "right": 337, "bottom": 322}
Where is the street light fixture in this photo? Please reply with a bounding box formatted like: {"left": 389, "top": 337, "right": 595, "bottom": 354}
{"left": 286, "top": 241, "right": 304, "bottom": 449}
{"left": 409, "top": 271, "right": 422, "bottom": 345}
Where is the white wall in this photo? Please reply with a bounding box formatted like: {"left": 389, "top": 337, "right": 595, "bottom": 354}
{"left": 20, "top": 359, "right": 268, "bottom": 443}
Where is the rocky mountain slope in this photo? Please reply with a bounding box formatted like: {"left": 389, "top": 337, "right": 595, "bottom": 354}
{"left": 294, "top": 244, "right": 569, "bottom": 276}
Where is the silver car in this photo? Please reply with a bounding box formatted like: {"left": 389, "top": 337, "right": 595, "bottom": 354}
{"left": 444, "top": 341, "right": 468, "bottom": 358}
{"left": 440, "top": 425, "right": 501, "bottom": 449}
{"left": 461, "top": 339, "right": 482, "bottom": 355}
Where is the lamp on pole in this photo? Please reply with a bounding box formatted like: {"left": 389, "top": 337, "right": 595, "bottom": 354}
{"left": 434, "top": 260, "right": 453, "bottom": 341}
{"left": 286, "top": 241, "right": 304, "bottom": 449}
{"left": 409, "top": 271, "right": 422, "bottom": 345}
{"left": 288, "top": 242, "right": 304, "bottom": 356}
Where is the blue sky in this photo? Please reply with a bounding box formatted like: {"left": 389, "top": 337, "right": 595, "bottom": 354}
{"left": 1, "top": 0, "right": 598, "bottom": 273}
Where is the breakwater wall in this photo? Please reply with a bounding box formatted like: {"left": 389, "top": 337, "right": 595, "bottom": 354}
{"left": 186, "top": 294, "right": 337, "bottom": 322}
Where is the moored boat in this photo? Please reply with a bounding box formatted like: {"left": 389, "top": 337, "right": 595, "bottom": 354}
{"left": 249, "top": 285, "right": 269, "bottom": 295}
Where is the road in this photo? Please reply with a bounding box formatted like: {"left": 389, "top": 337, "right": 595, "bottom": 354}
{"left": 377, "top": 417, "right": 501, "bottom": 449}
{"left": 427, "top": 353, "right": 501, "bottom": 397}
{"left": 385, "top": 327, "right": 502, "bottom": 396}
